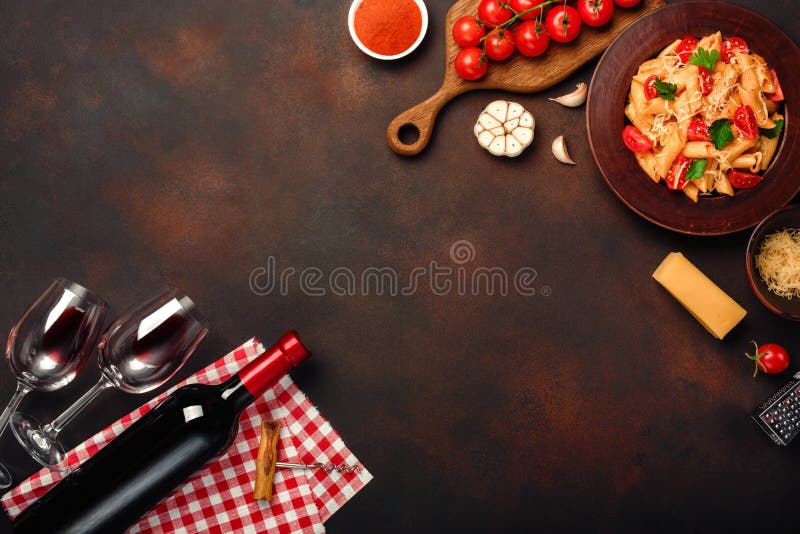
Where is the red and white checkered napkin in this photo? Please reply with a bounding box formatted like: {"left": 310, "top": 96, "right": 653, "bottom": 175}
{"left": 2, "top": 338, "right": 372, "bottom": 533}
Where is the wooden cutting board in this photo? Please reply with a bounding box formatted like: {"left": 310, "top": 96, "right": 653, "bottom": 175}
{"left": 387, "top": 0, "right": 666, "bottom": 156}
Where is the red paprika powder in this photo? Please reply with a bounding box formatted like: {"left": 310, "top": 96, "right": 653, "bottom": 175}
{"left": 354, "top": 0, "right": 422, "bottom": 56}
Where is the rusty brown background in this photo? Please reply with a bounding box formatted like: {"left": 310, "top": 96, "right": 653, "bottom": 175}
{"left": 0, "top": 0, "right": 798, "bottom": 532}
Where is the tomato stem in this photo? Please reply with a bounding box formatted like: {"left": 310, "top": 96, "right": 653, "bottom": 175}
{"left": 478, "top": 0, "right": 562, "bottom": 43}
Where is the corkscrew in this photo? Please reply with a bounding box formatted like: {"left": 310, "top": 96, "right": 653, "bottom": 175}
{"left": 276, "top": 461, "right": 362, "bottom": 474}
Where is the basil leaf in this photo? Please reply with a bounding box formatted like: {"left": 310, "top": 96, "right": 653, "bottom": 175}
{"left": 685, "top": 159, "right": 707, "bottom": 181}
{"left": 760, "top": 119, "right": 784, "bottom": 140}
{"left": 689, "top": 47, "right": 720, "bottom": 72}
{"left": 709, "top": 119, "right": 734, "bottom": 150}
{"left": 654, "top": 78, "right": 678, "bottom": 101}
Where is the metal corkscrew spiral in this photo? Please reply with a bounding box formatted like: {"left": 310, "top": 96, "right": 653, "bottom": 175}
{"left": 276, "top": 461, "right": 362, "bottom": 474}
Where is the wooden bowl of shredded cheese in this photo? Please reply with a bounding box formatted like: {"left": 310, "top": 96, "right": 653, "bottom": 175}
{"left": 747, "top": 204, "right": 800, "bottom": 319}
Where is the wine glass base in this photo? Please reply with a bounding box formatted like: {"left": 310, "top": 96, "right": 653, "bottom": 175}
{"left": 0, "top": 463, "right": 12, "bottom": 489}
{"left": 10, "top": 413, "right": 69, "bottom": 473}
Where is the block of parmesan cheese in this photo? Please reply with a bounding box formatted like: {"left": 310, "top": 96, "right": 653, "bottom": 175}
{"left": 652, "top": 252, "right": 746, "bottom": 340}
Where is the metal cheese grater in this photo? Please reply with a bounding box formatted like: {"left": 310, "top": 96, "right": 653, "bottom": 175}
{"left": 752, "top": 372, "right": 800, "bottom": 446}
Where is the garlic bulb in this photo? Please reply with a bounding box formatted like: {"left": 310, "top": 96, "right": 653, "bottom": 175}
{"left": 548, "top": 83, "right": 587, "bottom": 108}
{"left": 551, "top": 135, "right": 575, "bottom": 165}
{"left": 473, "top": 101, "right": 535, "bottom": 157}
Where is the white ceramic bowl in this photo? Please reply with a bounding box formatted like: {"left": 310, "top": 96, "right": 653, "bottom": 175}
{"left": 348, "top": 0, "right": 428, "bottom": 60}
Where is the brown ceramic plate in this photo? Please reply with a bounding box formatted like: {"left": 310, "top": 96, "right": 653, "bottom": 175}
{"left": 587, "top": 1, "right": 799, "bottom": 236}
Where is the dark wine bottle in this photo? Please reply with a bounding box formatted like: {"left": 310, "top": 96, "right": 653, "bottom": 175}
{"left": 13, "top": 332, "right": 310, "bottom": 534}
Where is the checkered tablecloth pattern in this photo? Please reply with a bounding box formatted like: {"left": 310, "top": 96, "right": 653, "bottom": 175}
{"left": 2, "top": 338, "right": 372, "bottom": 533}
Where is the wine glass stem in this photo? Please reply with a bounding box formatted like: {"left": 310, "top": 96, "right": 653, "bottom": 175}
{"left": 0, "top": 382, "right": 32, "bottom": 438}
{"left": 43, "top": 376, "right": 112, "bottom": 438}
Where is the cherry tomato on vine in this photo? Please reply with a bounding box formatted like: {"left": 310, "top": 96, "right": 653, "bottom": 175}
{"left": 675, "top": 36, "right": 698, "bottom": 63}
{"left": 509, "top": 0, "right": 547, "bottom": 20}
{"left": 622, "top": 125, "right": 652, "bottom": 153}
{"left": 613, "top": 0, "right": 641, "bottom": 7}
{"left": 452, "top": 15, "right": 485, "bottom": 48}
{"left": 687, "top": 120, "right": 710, "bottom": 142}
{"left": 729, "top": 170, "right": 763, "bottom": 189}
{"left": 485, "top": 29, "right": 515, "bottom": 61}
{"left": 454, "top": 46, "right": 488, "bottom": 81}
{"left": 644, "top": 75, "right": 658, "bottom": 100}
{"left": 478, "top": 0, "right": 512, "bottom": 28}
{"left": 733, "top": 105, "right": 758, "bottom": 140}
{"left": 722, "top": 36, "right": 749, "bottom": 63}
{"left": 698, "top": 66, "right": 714, "bottom": 95}
{"left": 545, "top": 5, "right": 582, "bottom": 44}
{"left": 746, "top": 342, "right": 789, "bottom": 377}
{"left": 515, "top": 20, "right": 550, "bottom": 57}
{"left": 578, "top": 0, "right": 614, "bottom": 28}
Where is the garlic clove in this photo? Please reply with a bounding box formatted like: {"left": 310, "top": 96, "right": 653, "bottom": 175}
{"left": 511, "top": 127, "right": 532, "bottom": 145}
{"left": 479, "top": 114, "right": 501, "bottom": 130}
{"left": 551, "top": 135, "right": 576, "bottom": 165}
{"left": 519, "top": 111, "right": 534, "bottom": 129}
{"left": 548, "top": 82, "right": 588, "bottom": 108}
{"left": 505, "top": 135, "right": 524, "bottom": 157}
{"left": 507, "top": 102, "right": 525, "bottom": 121}
{"left": 504, "top": 118, "right": 519, "bottom": 133}
{"left": 486, "top": 100, "right": 509, "bottom": 123}
{"left": 490, "top": 126, "right": 506, "bottom": 137}
{"left": 474, "top": 123, "right": 485, "bottom": 137}
{"left": 478, "top": 131, "right": 494, "bottom": 148}
{"left": 488, "top": 136, "right": 506, "bottom": 156}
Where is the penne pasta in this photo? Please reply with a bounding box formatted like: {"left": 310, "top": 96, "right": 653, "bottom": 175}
{"left": 624, "top": 32, "right": 784, "bottom": 201}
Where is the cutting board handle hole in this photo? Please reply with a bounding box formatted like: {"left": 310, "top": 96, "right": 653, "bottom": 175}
{"left": 397, "top": 124, "right": 420, "bottom": 145}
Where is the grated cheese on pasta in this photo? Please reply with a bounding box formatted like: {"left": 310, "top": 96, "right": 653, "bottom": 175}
{"left": 755, "top": 229, "right": 800, "bottom": 299}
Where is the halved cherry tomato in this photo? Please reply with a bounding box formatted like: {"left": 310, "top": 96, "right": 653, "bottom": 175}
{"left": 698, "top": 66, "right": 713, "bottom": 95}
{"left": 545, "top": 5, "right": 582, "bottom": 44}
{"left": 509, "top": 0, "right": 547, "bottom": 20}
{"left": 515, "top": 20, "right": 550, "bottom": 58}
{"left": 454, "top": 47, "right": 488, "bottom": 81}
{"left": 729, "top": 170, "right": 763, "bottom": 189}
{"left": 676, "top": 36, "right": 698, "bottom": 63}
{"left": 644, "top": 75, "right": 658, "bottom": 99}
{"left": 722, "top": 36, "right": 749, "bottom": 63}
{"left": 687, "top": 120, "right": 710, "bottom": 142}
{"left": 484, "top": 29, "right": 515, "bottom": 61}
{"left": 666, "top": 155, "right": 690, "bottom": 190}
{"left": 614, "top": 0, "right": 641, "bottom": 6}
{"left": 733, "top": 105, "right": 758, "bottom": 140}
{"left": 577, "top": 0, "right": 614, "bottom": 28}
{"left": 452, "top": 15, "right": 485, "bottom": 48}
{"left": 622, "top": 125, "right": 653, "bottom": 153}
{"left": 478, "top": 0, "right": 513, "bottom": 28}
{"left": 769, "top": 68, "right": 785, "bottom": 102}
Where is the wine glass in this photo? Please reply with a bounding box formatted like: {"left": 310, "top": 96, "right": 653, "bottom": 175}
{"left": 0, "top": 278, "right": 108, "bottom": 488}
{"left": 11, "top": 287, "right": 208, "bottom": 472}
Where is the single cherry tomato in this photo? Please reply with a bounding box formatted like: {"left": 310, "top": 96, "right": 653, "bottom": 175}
{"left": 485, "top": 29, "right": 515, "bottom": 61}
{"left": 698, "top": 66, "right": 714, "bottom": 95}
{"left": 478, "top": 0, "right": 513, "bottom": 28}
{"left": 454, "top": 46, "right": 488, "bottom": 81}
{"left": 666, "top": 155, "right": 690, "bottom": 190}
{"left": 545, "top": 5, "right": 582, "bottom": 43}
{"left": 515, "top": 20, "right": 550, "bottom": 57}
{"left": 613, "top": 0, "right": 641, "bottom": 6}
{"left": 687, "top": 120, "right": 710, "bottom": 142}
{"left": 644, "top": 75, "right": 658, "bottom": 100}
{"left": 622, "top": 125, "right": 653, "bottom": 153}
{"left": 733, "top": 105, "right": 758, "bottom": 140}
{"left": 746, "top": 341, "right": 789, "bottom": 377}
{"left": 722, "top": 36, "right": 749, "bottom": 63}
{"left": 768, "top": 68, "right": 785, "bottom": 102}
{"left": 729, "top": 170, "right": 763, "bottom": 189}
{"left": 577, "top": 0, "right": 614, "bottom": 28}
{"left": 452, "top": 15, "right": 485, "bottom": 48}
{"left": 509, "top": 0, "right": 547, "bottom": 20}
{"left": 675, "top": 36, "right": 698, "bottom": 63}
